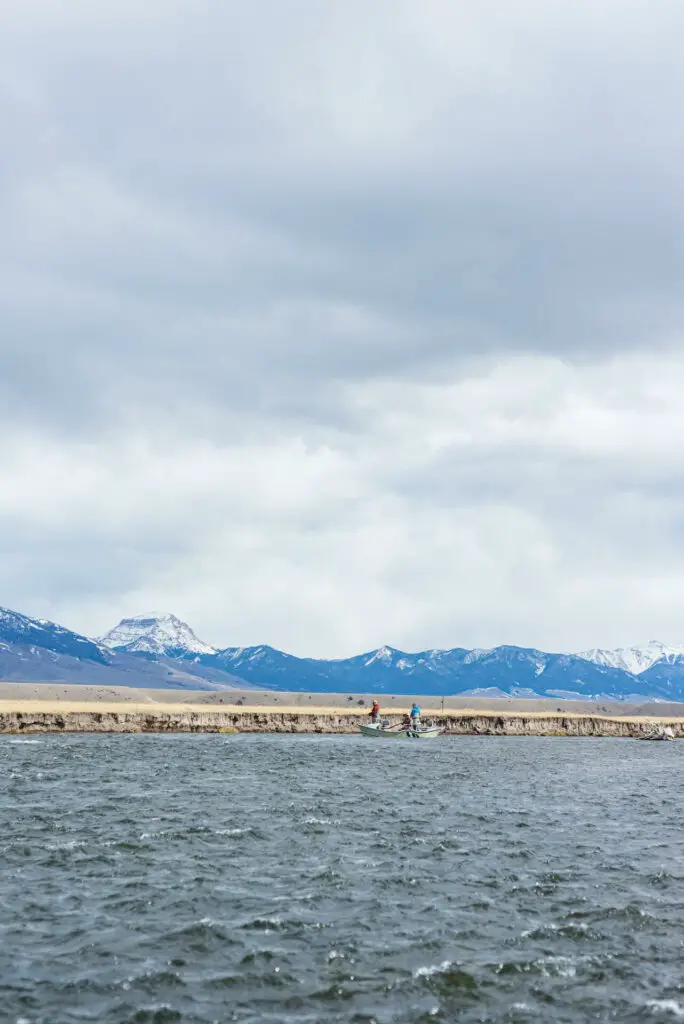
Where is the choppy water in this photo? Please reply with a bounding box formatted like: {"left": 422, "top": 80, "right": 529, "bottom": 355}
{"left": 1, "top": 735, "right": 684, "bottom": 1023}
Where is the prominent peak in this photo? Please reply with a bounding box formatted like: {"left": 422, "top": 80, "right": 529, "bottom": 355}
{"left": 99, "top": 614, "right": 216, "bottom": 657}
{"left": 119, "top": 612, "right": 181, "bottom": 626}
{"left": 363, "top": 645, "right": 403, "bottom": 667}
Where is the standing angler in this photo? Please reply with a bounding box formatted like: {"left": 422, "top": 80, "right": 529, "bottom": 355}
{"left": 369, "top": 699, "right": 381, "bottom": 724}
{"left": 409, "top": 702, "right": 421, "bottom": 733}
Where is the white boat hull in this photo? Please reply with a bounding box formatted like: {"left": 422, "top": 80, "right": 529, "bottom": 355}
{"left": 359, "top": 723, "right": 442, "bottom": 740}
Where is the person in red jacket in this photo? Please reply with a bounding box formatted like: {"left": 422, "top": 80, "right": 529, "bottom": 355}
{"left": 369, "top": 699, "right": 381, "bottom": 723}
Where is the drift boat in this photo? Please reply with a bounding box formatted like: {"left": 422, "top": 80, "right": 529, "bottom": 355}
{"left": 359, "top": 721, "right": 443, "bottom": 740}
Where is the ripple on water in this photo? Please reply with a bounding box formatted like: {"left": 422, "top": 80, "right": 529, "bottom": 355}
{"left": 1, "top": 734, "right": 683, "bottom": 1023}
{"left": 647, "top": 1000, "right": 684, "bottom": 1017}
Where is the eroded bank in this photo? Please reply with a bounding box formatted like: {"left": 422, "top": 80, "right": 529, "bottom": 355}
{"left": 0, "top": 705, "right": 682, "bottom": 737}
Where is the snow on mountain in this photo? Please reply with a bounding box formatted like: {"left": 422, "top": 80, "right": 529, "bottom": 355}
{"left": 464, "top": 648, "right": 495, "bottom": 663}
{"left": 0, "top": 606, "right": 251, "bottom": 690}
{"left": 220, "top": 644, "right": 293, "bottom": 665}
{"left": 7, "top": 601, "right": 684, "bottom": 700}
{"left": 364, "top": 646, "right": 398, "bottom": 667}
{"left": 99, "top": 613, "right": 216, "bottom": 657}
{"left": 0, "top": 606, "right": 109, "bottom": 663}
{"left": 574, "top": 641, "right": 684, "bottom": 676}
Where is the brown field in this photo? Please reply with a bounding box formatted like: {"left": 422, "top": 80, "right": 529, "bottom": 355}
{"left": 0, "top": 681, "right": 683, "bottom": 724}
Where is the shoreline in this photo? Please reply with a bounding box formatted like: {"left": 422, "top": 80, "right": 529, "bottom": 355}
{"left": 2, "top": 682, "right": 683, "bottom": 737}
{"left": 1, "top": 700, "right": 683, "bottom": 737}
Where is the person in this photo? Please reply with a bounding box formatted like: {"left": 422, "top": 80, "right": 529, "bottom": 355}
{"left": 369, "top": 699, "right": 381, "bottom": 724}
{"left": 409, "top": 702, "right": 421, "bottom": 732}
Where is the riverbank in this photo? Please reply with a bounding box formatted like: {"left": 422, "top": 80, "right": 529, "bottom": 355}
{"left": 1, "top": 701, "right": 683, "bottom": 737}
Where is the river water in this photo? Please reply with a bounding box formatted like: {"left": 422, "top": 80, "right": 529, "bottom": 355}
{"left": 1, "top": 734, "right": 683, "bottom": 1023}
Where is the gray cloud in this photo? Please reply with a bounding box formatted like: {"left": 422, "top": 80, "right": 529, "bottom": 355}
{"left": 2, "top": 1, "right": 684, "bottom": 653}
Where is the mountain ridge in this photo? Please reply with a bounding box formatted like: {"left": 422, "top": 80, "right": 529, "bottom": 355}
{"left": 573, "top": 640, "right": 684, "bottom": 676}
{"left": 2, "top": 607, "right": 684, "bottom": 701}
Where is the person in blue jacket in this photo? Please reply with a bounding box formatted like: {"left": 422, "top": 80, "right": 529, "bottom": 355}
{"left": 409, "top": 702, "right": 421, "bottom": 732}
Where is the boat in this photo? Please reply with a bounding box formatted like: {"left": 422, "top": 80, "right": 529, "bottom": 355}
{"left": 359, "top": 720, "right": 443, "bottom": 740}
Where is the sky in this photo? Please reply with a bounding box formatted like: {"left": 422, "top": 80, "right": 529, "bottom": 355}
{"left": 2, "top": 0, "right": 684, "bottom": 657}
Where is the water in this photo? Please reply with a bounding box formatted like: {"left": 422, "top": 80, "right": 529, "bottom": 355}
{"left": 1, "top": 735, "right": 683, "bottom": 1023}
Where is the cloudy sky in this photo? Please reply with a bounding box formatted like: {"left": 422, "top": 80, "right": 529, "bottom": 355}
{"left": 2, "top": 1, "right": 684, "bottom": 656}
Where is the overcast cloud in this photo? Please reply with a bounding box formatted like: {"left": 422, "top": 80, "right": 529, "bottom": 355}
{"left": 2, "top": 0, "right": 684, "bottom": 656}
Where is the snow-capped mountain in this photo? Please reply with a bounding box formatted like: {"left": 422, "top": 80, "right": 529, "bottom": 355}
{"left": 99, "top": 613, "right": 216, "bottom": 658}
{"left": 574, "top": 641, "right": 684, "bottom": 676}
{"left": 0, "top": 606, "right": 109, "bottom": 664}
{"left": 4, "top": 602, "right": 684, "bottom": 701}
{"left": 0, "top": 607, "right": 243, "bottom": 690}
{"left": 209, "top": 642, "right": 643, "bottom": 699}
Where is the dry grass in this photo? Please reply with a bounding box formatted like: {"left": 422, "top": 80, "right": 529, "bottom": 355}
{"left": 0, "top": 700, "right": 683, "bottom": 725}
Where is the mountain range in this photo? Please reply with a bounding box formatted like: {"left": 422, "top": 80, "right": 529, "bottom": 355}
{"left": 2, "top": 605, "right": 684, "bottom": 702}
